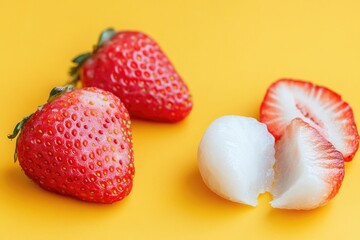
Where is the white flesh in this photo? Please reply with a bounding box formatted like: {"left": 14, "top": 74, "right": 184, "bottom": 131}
{"left": 198, "top": 116, "right": 275, "bottom": 206}
{"left": 270, "top": 118, "right": 344, "bottom": 210}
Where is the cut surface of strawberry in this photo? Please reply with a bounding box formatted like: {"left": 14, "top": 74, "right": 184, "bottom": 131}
{"left": 198, "top": 116, "right": 275, "bottom": 206}
{"left": 270, "top": 118, "right": 344, "bottom": 210}
{"left": 260, "top": 79, "right": 359, "bottom": 161}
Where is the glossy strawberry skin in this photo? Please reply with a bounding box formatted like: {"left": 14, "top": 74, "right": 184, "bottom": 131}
{"left": 16, "top": 87, "right": 134, "bottom": 203}
{"left": 80, "top": 31, "right": 192, "bottom": 122}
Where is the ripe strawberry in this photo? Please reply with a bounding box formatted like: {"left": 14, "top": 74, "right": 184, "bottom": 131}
{"left": 8, "top": 86, "right": 135, "bottom": 203}
{"left": 260, "top": 79, "right": 359, "bottom": 161}
{"left": 271, "top": 118, "right": 344, "bottom": 210}
{"left": 69, "top": 28, "right": 193, "bottom": 122}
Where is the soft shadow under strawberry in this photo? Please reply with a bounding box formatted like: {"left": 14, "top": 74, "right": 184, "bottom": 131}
{"left": 178, "top": 165, "right": 253, "bottom": 219}
{"left": 2, "top": 166, "right": 130, "bottom": 214}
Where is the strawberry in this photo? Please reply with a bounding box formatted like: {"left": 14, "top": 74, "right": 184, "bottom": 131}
{"left": 198, "top": 116, "right": 275, "bottom": 206}
{"left": 8, "top": 86, "right": 135, "bottom": 203}
{"left": 69, "top": 28, "right": 193, "bottom": 122}
{"left": 260, "top": 79, "right": 359, "bottom": 161}
{"left": 271, "top": 118, "right": 344, "bottom": 210}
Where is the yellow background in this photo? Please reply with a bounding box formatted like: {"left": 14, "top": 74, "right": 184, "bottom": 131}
{"left": 1, "top": 0, "right": 360, "bottom": 239}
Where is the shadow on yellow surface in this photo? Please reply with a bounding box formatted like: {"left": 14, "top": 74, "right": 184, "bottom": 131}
{"left": 2, "top": 166, "right": 126, "bottom": 215}
{"left": 181, "top": 166, "right": 254, "bottom": 216}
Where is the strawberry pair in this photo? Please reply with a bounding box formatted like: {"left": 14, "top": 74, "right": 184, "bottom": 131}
{"left": 8, "top": 28, "right": 193, "bottom": 203}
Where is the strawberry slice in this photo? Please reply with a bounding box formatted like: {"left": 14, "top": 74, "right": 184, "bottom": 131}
{"left": 270, "top": 118, "right": 344, "bottom": 210}
{"left": 260, "top": 79, "right": 359, "bottom": 161}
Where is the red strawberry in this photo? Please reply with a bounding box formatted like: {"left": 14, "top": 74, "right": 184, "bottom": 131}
{"left": 8, "top": 86, "right": 135, "bottom": 203}
{"left": 271, "top": 118, "right": 344, "bottom": 210}
{"left": 69, "top": 28, "right": 193, "bottom": 122}
{"left": 260, "top": 79, "right": 359, "bottom": 161}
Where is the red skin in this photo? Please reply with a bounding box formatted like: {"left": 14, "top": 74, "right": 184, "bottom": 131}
{"left": 16, "top": 88, "right": 134, "bottom": 203}
{"left": 81, "top": 31, "right": 193, "bottom": 122}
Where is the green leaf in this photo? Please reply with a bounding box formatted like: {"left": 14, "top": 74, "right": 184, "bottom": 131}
{"left": 13, "top": 137, "right": 20, "bottom": 162}
{"left": 68, "top": 65, "right": 81, "bottom": 85}
{"left": 68, "top": 28, "right": 116, "bottom": 85}
{"left": 7, "top": 114, "right": 32, "bottom": 162}
{"left": 72, "top": 52, "right": 92, "bottom": 64}
{"left": 48, "top": 85, "right": 74, "bottom": 102}
{"left": 69, "top": 65, "right": 79, "bottom": 76}
{"left": 7, "top": 114, "right": 32, "bottom": 140}
{"left": 97, "top": 28, "right": 116, "bottom": 49}
{"left": 69, "top": 52, "right": 92, "bottom": 84}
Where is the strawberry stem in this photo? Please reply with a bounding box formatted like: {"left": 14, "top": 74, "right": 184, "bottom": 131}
{"left": 69, "top": 28, "right": 116, "bottom": 86}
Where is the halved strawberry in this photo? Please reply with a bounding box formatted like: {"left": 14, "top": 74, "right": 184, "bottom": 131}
{"left": 270, "top": 118, "right": 344, "bottom": 210}
{"left": 260, "top": 79, "right": 359, "bottom": 161}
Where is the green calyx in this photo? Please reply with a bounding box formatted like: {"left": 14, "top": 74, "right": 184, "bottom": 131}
{"left": 7, "top": 85, "right": 75, "bottom": 162}
{"left": 48, "top": 85, "right": 75, "bottom": 102}
{"left": 95, "top": 28, "right": 116, "bottom": 51}
{"left": 7, "top": 114, "right": 31, "bottom": 162}
{"left": 7, "top": 115, "right": 32, "bottom": 140}
{"left": 69, "top": 28, "right": 116, "bottom": 85}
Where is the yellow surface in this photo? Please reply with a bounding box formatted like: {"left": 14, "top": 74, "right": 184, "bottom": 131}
{"left": 1, "top": 0, "right": 360, "bottom": 239}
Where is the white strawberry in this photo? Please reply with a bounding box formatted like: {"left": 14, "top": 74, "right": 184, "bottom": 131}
{"left": 270, "top": 118, "right": 345, "bottom": 210}
{"left": 198, "top": 116, "right": 275, "bottom": 206}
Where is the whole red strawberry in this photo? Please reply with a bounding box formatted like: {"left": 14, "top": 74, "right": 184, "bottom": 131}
{"left": 70, "top": 28, "right": 193, "bottom": 122}
{"left": 8, "top": 86, "right": 135, "bottom": 203}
